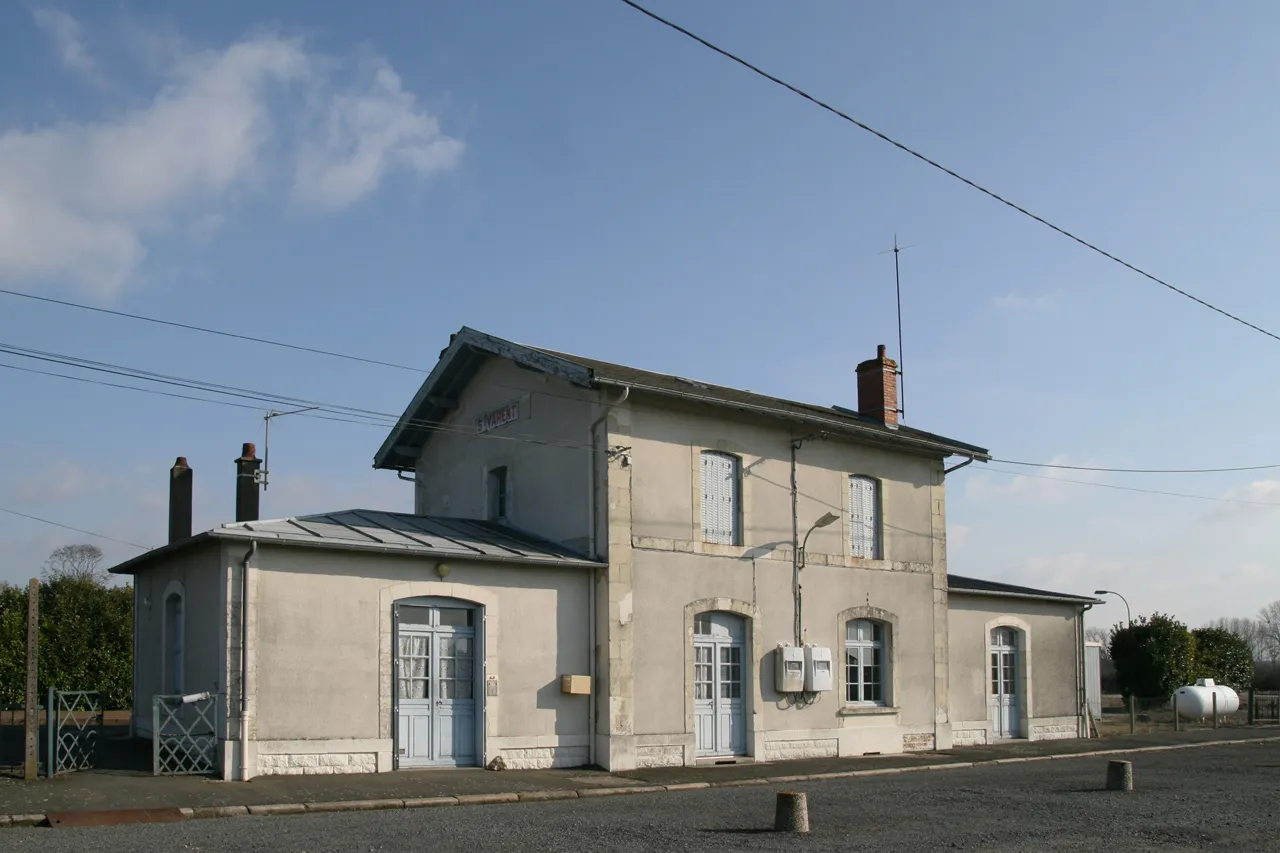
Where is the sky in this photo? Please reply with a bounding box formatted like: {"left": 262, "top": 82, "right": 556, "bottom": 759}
{"left": 1, "top": 0, "right": 1278, "bottom": 635}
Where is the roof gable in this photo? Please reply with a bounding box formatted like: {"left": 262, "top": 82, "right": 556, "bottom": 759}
{"left": 374, "top": 327, "right": 990, "bottom": 470}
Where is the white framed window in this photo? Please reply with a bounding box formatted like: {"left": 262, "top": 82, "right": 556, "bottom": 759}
{"left": 848, "top": 475, "right": 881, "bottom": 559}
{"left": 487, "top": 466, "right": 509, "bottom": 521}
{"left": 700, "top": 451, "right": 741, "bottom": 545}
{"left": 845, "top": 619, "right": 887, "bottom": 705}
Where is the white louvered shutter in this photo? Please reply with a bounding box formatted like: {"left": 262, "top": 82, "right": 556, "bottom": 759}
{"left": 701, "top": 452, "right": 739, "bottom": 545}
{"left": 849, "top": 475, "right": 879, "bottom": 558}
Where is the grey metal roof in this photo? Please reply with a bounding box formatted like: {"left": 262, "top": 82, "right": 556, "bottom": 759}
{"left": 374, "top": 327, "right": 991, "bottom": 471}
{"left": 947, "top": 574, "right": 1101, "bottom": 605}
{"left": 109, "top": 509, "right": 601, "bottom": 574}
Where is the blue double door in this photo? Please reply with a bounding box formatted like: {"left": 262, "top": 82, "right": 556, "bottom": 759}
{"left": 395, "top": 602, "right": 478, "bottom": 767}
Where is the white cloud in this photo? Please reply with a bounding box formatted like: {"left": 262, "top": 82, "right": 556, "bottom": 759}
{"left": 293, "top": 57, "right": 463, "bottom": 211}
{"left": 0, "top": 24, "right": 462, "bottom": 298}
{"left": 12, "top": 458, "right": 109, "bottom": 504}
{"left": 992, "top": 292, "right": 1057, "bottom": 312}
{"left": 32, "top": 7, "right": 98, "bottom": 78}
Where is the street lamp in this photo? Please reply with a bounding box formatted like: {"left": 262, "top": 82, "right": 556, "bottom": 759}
{"left": 1094, "top": 589, "right": 1132, "bottom": 627}
{"left": 799, "top": 512, "right": 840, "bottom": 569}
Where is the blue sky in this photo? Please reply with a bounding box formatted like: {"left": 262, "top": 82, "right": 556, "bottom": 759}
{"left": 2, "top": 0, "right": 1278, "bottom": 634}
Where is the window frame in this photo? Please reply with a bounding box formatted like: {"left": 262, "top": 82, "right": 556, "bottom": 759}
{"left": 699, "top": 450, "right": 742, "bottom": 546}
{"left": 165, "top": 591, "right": 184, "bottom": 695}
{"left": 844, "top": 618, "right": 888, "bottom": 706}
{"left": 487, "top": 465, "right": 509, "bottom": 522}
{"left": 847, "top": 474, "right": 882, "bottom": 560}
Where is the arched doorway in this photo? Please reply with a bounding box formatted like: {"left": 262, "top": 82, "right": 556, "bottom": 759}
{"left": 989, "top": 626, "right": 1021, "bottom": 738}
{"left": 394, "top": 598, "right": 481, "bottom": 767}
{"left": 693, "top": 611, "right": 746, "bottom": 757}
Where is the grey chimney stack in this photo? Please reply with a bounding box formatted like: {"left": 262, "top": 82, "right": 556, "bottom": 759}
{"left": 235, "top": 442, "right": 262, "bottom": 523}
{"left": 168, "top": 457, "right": 193, "bottom": 544}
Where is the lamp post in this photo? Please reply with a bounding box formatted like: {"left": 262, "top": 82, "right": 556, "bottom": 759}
{"left": 1094, "top": 590, "right": 1132, "bottom": 628}
{"left": 792, "top": 511, "right": 840, "bottom": 646}
{"left": 799, "top": 512, "right": 840, "bottom": 569}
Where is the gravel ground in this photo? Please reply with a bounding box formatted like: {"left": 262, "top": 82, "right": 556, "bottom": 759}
{"left": 5, "top": 741, "right": 1278, "bottom": 852}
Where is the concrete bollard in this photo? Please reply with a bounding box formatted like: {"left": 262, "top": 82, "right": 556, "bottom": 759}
{"left": 774, "top": 792, "right": 810, "bottom": 833}
{"left": 1106, "top": 760, "right": 1133, "bottom": 792}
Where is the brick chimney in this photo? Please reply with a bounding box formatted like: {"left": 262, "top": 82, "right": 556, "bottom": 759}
{"left": 168, "top": 457, "right": 193, "bottom": 544}
{"left": 235, "top": 442, "right": 262, "bottom": 523}
{"left": 856, "top": 345, "right": 899, "bottom": 426}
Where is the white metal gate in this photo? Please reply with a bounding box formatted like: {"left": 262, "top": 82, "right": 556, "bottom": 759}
{"left": 153, "top": 693, "right": 218, "bottom": 775}
{"left": 990, "top": 628, "right": 1020, "bottom": 738}
{"left": 693, "top": 612, "right": 746, "bottom": 757}
{"left": 395, "top": 602, "right": 478, "bottom": 767}
{"left": 47, "top": 690, "right": 101, "bottom": 775}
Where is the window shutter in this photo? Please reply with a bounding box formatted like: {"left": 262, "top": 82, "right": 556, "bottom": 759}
{"left": 701, "top": 452, "right": 739, "bottom": 544}
{"left": 849, "top": 476, "right": 879, "bottom": 558}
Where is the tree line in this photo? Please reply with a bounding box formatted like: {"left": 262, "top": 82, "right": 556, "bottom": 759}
{"left": 0, "top": 545, "right": 132, "bottom": 710}
{"left": 1085, "top": 601, "right": 1280, "bottom": 700}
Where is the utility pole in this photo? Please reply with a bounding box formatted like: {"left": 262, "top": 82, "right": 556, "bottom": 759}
{"left": 24, "top": 578, "right": 38, "bottom": 780}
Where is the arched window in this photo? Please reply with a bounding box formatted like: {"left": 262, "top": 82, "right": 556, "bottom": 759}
{"left": 700, "top": 451, "right": 741, "bottom": 545}
{"left": 165, "top": 592, "right": 184, "bottom": 694}
{"left": 845, "top": 619, "right": 888, "bottom": 705}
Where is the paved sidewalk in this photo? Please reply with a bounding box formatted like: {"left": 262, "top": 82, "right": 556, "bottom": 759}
{"left": 1, "top": 726, "right": 1276, "bottom": 827}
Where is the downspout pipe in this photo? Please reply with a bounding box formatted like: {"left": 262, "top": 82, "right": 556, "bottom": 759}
{"left": 239, "top": 539, "right": 257, "bottom": 781}
{"left": 1078, "top": 603, "right": 1093, "bottom": 737}
{"left": 586, "top": 384, "right": 627, "bottom": 769}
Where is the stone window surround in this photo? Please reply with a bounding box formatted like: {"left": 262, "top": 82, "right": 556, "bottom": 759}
{"left": 837, "top": 605, "right": 900, "bottom": 711}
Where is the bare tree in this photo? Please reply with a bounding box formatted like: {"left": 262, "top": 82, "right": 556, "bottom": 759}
{"left": 1259, "top": 601, "right": 1280, "bottom": 664}
{"left": 42, "top": 544, "right": 106, "bottom": 584}
{"left": 1084, "top": 626, "right": 1111, "bottom": 652}
{"left": 1204, "top": 616, "right": 1265, "bottom": 660}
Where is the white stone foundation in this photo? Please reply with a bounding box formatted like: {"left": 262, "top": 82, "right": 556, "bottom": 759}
{"left": 259, "top": 752, "right": 378, "bottom": 775}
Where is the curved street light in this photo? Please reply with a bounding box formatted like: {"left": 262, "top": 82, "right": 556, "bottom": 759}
{"left": 799, "top": 512, "right": 840, "bottom": 569}
{"left": 1094, "top": 589, "right": 1132, "bottom": 628}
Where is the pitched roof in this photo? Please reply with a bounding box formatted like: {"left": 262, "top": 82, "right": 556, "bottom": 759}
{"left": 109, "top": 509, "right": 601, "bottom": 575}
{"left": 946, "top": 574, "right": 1101, "bottom": 605}
{"left": 374, "top": 327, "right": 990, "bottom": 471}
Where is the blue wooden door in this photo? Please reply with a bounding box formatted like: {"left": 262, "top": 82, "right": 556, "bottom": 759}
{"left": 693, "top": 612, "right": 746, "bottom": 757}
{"left": 396, "top": 604, "right": 477, "bottom": 767}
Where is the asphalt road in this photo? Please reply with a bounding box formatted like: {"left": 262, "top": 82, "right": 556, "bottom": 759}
{"left": 6, "top": 741, "right": 1278, "bottom": 852}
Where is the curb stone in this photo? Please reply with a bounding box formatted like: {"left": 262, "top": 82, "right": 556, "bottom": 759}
{"left": 577, "top": 785, "right": 664, "bottom": 797}
{"left": 454, "top": 793, "right": 519, "bottom": 806}
{"left": 403, "top": 796, "right": 459, "bottom": 808}
{"left": 5, "top": 734, "right": 1280, "bottom": 829}
{"left": 517, "top": 790, "right": 579, "bottom": 802}
{"left": 305, "top": 799, "right": 404, "bottom": 813}
{"left": 247, "top": 803, "right": 307, "bottom": 816}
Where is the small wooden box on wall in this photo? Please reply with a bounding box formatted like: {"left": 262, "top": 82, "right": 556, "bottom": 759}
{"left": 560, "top": 674, "right": 592, "bottom": 695}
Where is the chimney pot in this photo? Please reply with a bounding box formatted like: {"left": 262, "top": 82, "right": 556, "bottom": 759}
{"left": 168, "top": 457, "right": 193, "bottom": 544}
{"left": 235, "top": 442, "right": 262, "bottom": 523}
{"left": 856, "top": 344, "right": 899, "bottom": 427}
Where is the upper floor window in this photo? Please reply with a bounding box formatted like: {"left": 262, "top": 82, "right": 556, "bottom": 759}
{"left": 700, "top": 451, "right": 741, "bottom": 545}
{"left": 845, "top": 618, "right": 887, "bottom": 705}
{"left": 487, "top": 466, "right": 509, "bottom": 522}
{"left": 848, "top": 475, "right": 881, "bottom": 559}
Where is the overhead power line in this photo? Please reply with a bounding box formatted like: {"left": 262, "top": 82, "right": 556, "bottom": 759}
{"left": 617, "top": 0, "right": 1280, "bottom": 344}
{"left": 0, "top": 287, "right": 425, "bottom": 373}
{"left": 0, "top": 505, "right": 151, "bottom": 550}
{"left": 985, "top": 466, "right": 1280, "bottom": 508}
{"left": 990, "top": 458, "right": 1280, "bottom": 474}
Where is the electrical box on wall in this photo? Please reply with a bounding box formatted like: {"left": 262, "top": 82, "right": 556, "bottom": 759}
{"left": 804, "top": 645, "right": 833, "bottom": 692}
{"left": 560, "top": 675, "right": 591, "bottom": 695}
{"left": 775, "top": 644, "right": 805, "bottom": 693}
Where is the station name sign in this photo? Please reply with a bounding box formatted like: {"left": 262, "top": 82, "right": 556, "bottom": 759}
{"left": 476, "top": 400, "right": 520, "bottom": 434}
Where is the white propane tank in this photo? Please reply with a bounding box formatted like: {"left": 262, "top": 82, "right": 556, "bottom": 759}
{"left": 1171, "top": 678, "right": 1240, "bottom": 718}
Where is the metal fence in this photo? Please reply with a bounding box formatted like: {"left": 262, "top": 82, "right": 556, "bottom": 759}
{"left": 47, "top": 690, "right": 101, "bottom": 775}
{"left": 1097, "top": 691, "right": 1280, "bottom": 735}
{"left": 153, "top": 693, "right": 219, "bottom": 776}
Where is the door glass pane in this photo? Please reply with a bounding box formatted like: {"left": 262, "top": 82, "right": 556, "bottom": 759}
{"left": 454, "top": 637, "right": 473, "bottom": 659}
{"left": 991, "top": 652, "right": 1000, "bottom": 693}
{"left": 695, "top": 646, "right": 713, "bottom": 700}
{"left": 438, "top": 608, "right": 473, "bottom": 627}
